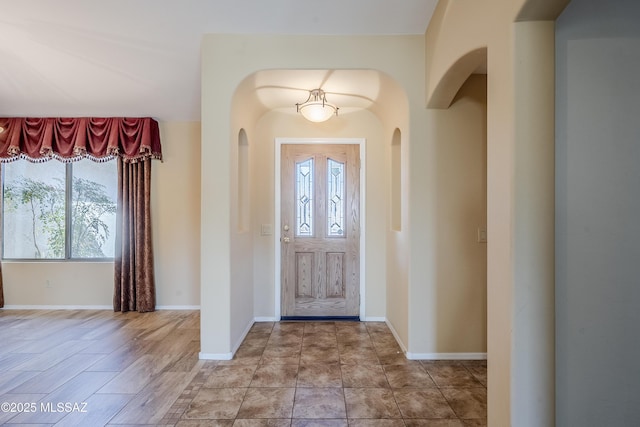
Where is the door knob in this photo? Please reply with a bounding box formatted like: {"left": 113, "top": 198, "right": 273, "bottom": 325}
{"left": 282, "top": 236, "right": 290, "bottom": 243}
{"left": 283, "top": 224, "right": 290, "bottom": 231}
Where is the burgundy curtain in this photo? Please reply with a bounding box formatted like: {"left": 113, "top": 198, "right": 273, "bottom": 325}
{"left": 113, "top": 157, "right": 156, "bottom": 312}
{"left": 0, "top": 117, "right": 162, "bottom": 310}
{"left": 0, "top": 242, "right": 3, "bottom": 307}
{"left": 0, "top": 117, "right": 162, "bottom": 163}
{"left": 0, "top": 163, "right": 2, "bottom": 308}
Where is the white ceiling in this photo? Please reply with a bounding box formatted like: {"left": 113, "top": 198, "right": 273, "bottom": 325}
{"left": 1, "top": 1, "right": 439, "bottom": 121}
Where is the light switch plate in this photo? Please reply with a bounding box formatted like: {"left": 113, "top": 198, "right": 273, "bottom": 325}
{"left": 477, "top": 227, "right": 487, "bottom": 243}
{"left": 261, "top": 224, "right": 273, "bottom": 236}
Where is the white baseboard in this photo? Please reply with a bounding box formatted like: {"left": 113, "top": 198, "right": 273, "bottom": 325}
{"left": 1, "top": 305, "right": 200, "bottom": 311}
{"left": 232, "top": 319, "right": 255, "bottom": 355}
{"left": 199, "top": 352, "right": 233, "bottom": 360}
{"left": 381, "top": 319, "right": 486, "bottom": 360}
{"left": 2, "top": 305, "right": 112, "bottom": 310}
{"left": 156, "top": 305, "right": 200, "bottom": 310}
{"left": 254, "top": 317, "right": 278, "bottom": 322}
{"left": 385, "top": 319, "right": 408, "bottom": 353}
{"left": 198, "top": 318, "right": 255, "bottom": 361}
{"left": 406, "top": 352, "right": 487, "bottom": 360}
{"left": 256, "top": 316, "right": 382, "bottom": 322}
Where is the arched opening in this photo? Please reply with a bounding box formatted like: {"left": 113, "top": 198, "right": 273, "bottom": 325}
{"left": 427, "top": 47, "right": 487, "bottom": 109}
{"left": 228, "top": 67, "right": 412, "bottom": 340}
{"left": 432, "top": 74, "right": 488, "bottom": 356}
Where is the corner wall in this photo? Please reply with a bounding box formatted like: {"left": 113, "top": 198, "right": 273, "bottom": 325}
{"left": 424, "top": 0, "right": 560, "bottom": 424}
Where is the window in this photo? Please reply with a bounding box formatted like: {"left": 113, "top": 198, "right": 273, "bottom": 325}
{"left": 2, "top": 160, "right": 117, "bottom": 260}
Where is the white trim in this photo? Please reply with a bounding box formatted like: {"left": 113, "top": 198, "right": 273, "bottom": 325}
{"left": 274, "top": 138, "right": 366, "bottom": 320}
{"left": 199, "top": 352, "right": 233, "bottom": 360}
{"left": 200, "top": 318, "right": 255, "bottom": 361}
{"left": 2, "top": 305, "right": 112, "bottom": 310}
{"left": 359, "top": 141, "right": 366, "bottom": 320}
{"left": 406, "top": 352, "right": 488, "bottom": 361}
{"left": 363, "top": 317, "right": 386, "bottom": 322}
{"left": 1, "top": 305, "right": 200, "bottom": 311}
{"left": 254, "top": 317, "right": 278, "bottom": 322}
{"left": 232, "top": 319, "right": 255, "bottom": 355}
{"left": 385, "top": 319, "right": 408, "bottom": 353}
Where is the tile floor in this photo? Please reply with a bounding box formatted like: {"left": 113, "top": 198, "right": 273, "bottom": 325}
{"left": 164, "top": 321, "right": 487, "bottom": 426}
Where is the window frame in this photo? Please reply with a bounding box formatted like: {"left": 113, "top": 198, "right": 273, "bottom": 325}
{"left": 1, "top": 161, "right": 117, "bottom": 262}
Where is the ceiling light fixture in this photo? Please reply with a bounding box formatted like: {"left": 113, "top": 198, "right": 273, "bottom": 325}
{"left": 296, "top": 89, "right": 338, "bottom": 122}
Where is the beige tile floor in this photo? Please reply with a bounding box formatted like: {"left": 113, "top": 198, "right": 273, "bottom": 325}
{"left": 0, "top": 310, "right": 486, "bottom": 426}
{"left": 165, "top": 321, "right": 487, "bottom": 426}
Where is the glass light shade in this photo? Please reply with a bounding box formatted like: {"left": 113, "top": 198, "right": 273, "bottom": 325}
{"left": 298, "top": 103, "right": 337, "bottom": 122}
{"left": 296, "top": 89, "right": 338, "bottom": 123}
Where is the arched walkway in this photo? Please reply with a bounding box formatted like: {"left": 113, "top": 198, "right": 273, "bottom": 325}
{"left": 425, "top": 0, "right": 570, "bottom": 425}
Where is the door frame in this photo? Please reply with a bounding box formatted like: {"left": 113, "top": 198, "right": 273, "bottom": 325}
{"left": 275, "top": 137, "right": 366, "bottom": 320}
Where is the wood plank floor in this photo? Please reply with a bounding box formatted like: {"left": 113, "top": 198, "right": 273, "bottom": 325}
{"left": 0, "top": 310, "right": 487, "bottom": 426}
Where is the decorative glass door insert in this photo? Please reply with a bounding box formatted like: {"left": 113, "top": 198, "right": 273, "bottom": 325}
{"left": 295, "top": 158, "right": 314, "bottom": 237}
{"left": 327, "top": 159, "right": 345, "bottom": 236}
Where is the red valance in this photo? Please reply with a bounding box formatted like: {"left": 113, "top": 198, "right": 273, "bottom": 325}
{"left": 0, "top": 117, "right": 162, "bottom": 163}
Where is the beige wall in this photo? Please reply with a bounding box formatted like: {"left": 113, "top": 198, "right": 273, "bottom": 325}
{"left": 229, "top": 126, "right": 255, "bottom": 350}
{"left": 2, "top": 262, "right": 114, "bottom": 306}
{"left": 153, "top": 121, "right": 202, "bottom": 307}
{"left": 376, "top": 75, "right": 411, "bottom": 350}
{"left": 2, "top": 121, "right": 201, "bottom": 308}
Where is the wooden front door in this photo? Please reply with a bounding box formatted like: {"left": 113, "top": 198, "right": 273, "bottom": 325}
{"left": 281, "top": 144, "right": 360, "bottom": 319}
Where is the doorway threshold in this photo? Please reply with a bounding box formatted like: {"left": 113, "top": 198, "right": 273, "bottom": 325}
{"left": 280, "top": 316, "right": 360, "bottom": 322}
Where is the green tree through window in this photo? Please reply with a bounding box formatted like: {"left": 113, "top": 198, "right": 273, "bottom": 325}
{"left": 70, "top": 177, "right": 117, "bottom": 257}
{"left": 2, "top": 160, "right": 117, "bottom": 259}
